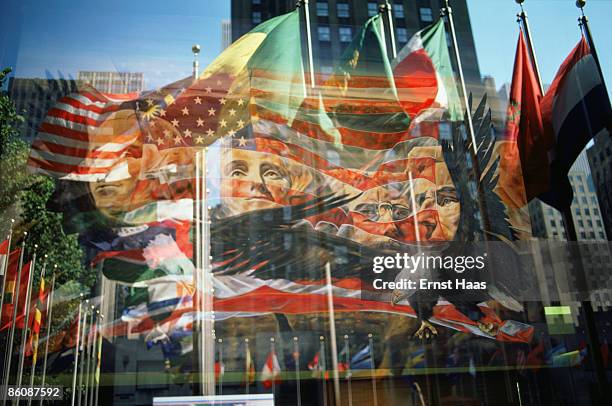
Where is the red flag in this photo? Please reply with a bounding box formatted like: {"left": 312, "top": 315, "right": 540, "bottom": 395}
{"left": 504, "top": 30, "right": 547, "bottom": 202}
{"left": 0, "top": 238, "right": 9, "bottom": 273}
{"left": 1, "top": 256, "right": 28, "bottom": 329}
{"left": 261, "top": 350, "right": 281, "bottom": 389}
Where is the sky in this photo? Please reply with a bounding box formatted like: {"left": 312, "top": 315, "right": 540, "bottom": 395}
{"left": 0, "top": 0, "right": 231, "bottom": 89}
{"left": 468, "top": 0, "right": 612, "bottom": 92}
{"left": 1, "top": 0, "right": 611, "bottom": 93}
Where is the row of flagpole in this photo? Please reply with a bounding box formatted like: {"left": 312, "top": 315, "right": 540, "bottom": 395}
{"left": 71, "top": 296, "right": 104, "bottom": 406}
{"left": 0, "top": 226, "right": 105, "bottom": 405}
{"left": 221, "top": 331, "right": 381, "bottom": 406}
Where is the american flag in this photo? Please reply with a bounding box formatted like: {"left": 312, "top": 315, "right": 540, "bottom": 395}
{"left": 27, "top": 87, "right": 141, "bottom": 182}
{"left": 27, "top": 73, "right": 250, "bottom": 182}
{"left": 138, "top": 73, "right": 250, "bottom": 149}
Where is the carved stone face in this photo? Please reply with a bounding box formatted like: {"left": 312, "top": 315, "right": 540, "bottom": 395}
{"left": 219, "top": 149, "right": 314, "bottom": 215}
{"left": 339, "top": 147, "right": 460, "bottom": 247}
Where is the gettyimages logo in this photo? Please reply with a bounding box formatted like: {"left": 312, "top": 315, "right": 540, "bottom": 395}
{"left": 372, "top": 252, "right": 487, "bottom": 274}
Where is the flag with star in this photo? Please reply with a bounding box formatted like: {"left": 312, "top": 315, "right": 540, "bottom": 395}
{"left": 138, "top": 74, "right": 250, "bottom": 150}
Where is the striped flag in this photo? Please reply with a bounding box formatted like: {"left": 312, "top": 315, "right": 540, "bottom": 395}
{"left": 27, "top": 88, "right": 141, "bottom": 182}
{"left": 245, "top": 341, "right": 256, "bottom": 385}
{"left": 27, "top": 308, "right": 42, "bottom": 365}
{"left": 538, "top": 36, "right": 612, "bottom": 210}
{"left": 0, "top": 238, "right": 9, "bottom": 275}
{"left": 392, "top": 19, "right": 462, "bottom": 120}
{"left": 1, "top": 259, "right": 30, "bottom": 330}
{"left": 261, "top": 349, "right": 281, "bottom": 389}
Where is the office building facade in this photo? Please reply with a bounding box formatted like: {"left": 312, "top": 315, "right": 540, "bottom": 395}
{"left": 587, "top": 134, "right": 612, "bottom": 241}
{"left": 77, "top": 71, "right": 144, "bottom": 94}
{"left": 529, "top": 151, "right": 608, "bottom": 242}
{"left": 7, "top": 77, "right": 81, "bottom": 141}
{"left": 222, "top": 19, "right": 232, "bottom": 49}
{"left": 231, "top": 0, "right": 481, "bottom": 86}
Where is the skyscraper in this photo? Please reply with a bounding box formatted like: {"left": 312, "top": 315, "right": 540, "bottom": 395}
{"left": 231, "top": 0, "right": 481, "bottom": 86}
{"left": 529, "top": 151, "right": 608, "bottom": 242}
{"left": 222, "top": 20, "right": 232, "bottom": 49}
{"left": 587, "top": 135, "right": 612, "bottom": 241}
{"left": 7, "top": 77, "right": 82, "bottom": 141}
{"left": 77, "top": 71, "right": 144, "bottom": 94}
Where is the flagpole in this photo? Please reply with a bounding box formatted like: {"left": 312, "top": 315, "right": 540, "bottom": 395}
{"left": 83, "top": 305, "right": 95, "bottom": 406}
{"left": 28, "top": 260, "right": 49, "bottom": 406}
{"left": 270, "top": 337, "right": 276, "bottom": 396}
{"left": 217, "top": 338, "right": 223, "bottom": 396}
{"left": 93, "top": 314, "right": 104, "bottom": 406}
{"left": 195, "top": 146, "right": 215, "bottom": 396}
{"left": 324, "top": 263, "right": 341, "bottom": 406}
{"left": 293, "top": 336, "right": 301, "bottom": 406}
{"left": 379, "top": 2, "right": 397, "bottom": 59}
{"left": 368, "top": 333, "right": 378, "bottom": 406}
{"left": 77, "top": 300, "right": 90, "bottom": 406}
{"left": 297, "top": 0, "right": 316, "bottom": 88}
{"left": 87, "top": 309, "right": 99, "bottom": 406}
{"left": 319, "top": 336, "right": 327, "bottom": 406}
{"left": 2, "top": 234, "right": 26, "bottom": 405}
{"left": 576, "top": 0, "right": 611, "bottom": 104}
{"left": 71, "top": 296, "right": 84, "bottom": 406}
{"left": 515, "top": 0, "right": 607, "bottom": 398}
{"left": 40, "top": 266, "right": 56, "bottom": 397}
{"left": 0, "top": 219, "right": 16, "bottom": 323}
{"left": 440, "top": 0, "right": 477, "bottom": 154}
{"left": 516, "top": 1, "right": 544, "bottom": 92}
{"left": 343, "top": 335, "right": 352, "bottom": 406}
{"left": 17, "top": 251, "right": 41, "bottom": 388}
{"left": 442, "top": 0, "right": 492, "bottom": 233}
{"left": 575, "top": 0, "right": 609, "bottom": 397}
{"left": 245, "top": 338, "right": 250, "bottom": 395}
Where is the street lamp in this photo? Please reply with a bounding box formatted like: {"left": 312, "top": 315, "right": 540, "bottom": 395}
{"left": 192, "top": 44, "right": 201, "bottom": 79}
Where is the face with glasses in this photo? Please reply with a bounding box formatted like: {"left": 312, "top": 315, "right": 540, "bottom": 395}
{"left": 341, "top": 158, "right": 460, "bottom": 246}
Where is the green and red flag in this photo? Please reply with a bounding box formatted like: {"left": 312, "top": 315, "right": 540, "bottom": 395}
{"left": 392, "top": 19, "right": 462, "bottom": 121}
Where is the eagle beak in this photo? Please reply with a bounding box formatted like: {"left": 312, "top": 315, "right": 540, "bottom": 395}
{"left": 391, "top": 290, "right": 407, "bottom": 306}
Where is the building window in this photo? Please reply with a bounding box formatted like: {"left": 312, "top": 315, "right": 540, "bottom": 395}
{"left": 585, "top": 208, "right": 590, "bottom": 215}
{"left": 394, "top": 3, "right": 405, "bottom": 18}
{"left": 575, "top": 208, "right": 581, "bottom": 215}
{"left": 578, "top": 220, "right": 584, "bottom": 227}
{"left": 582, "top": 196, "right": 588, "bottom": 204}
{"left": 318, "top": 26, "right": 331, "bottom": 42}
{"left": 337, "top": 2, "right": 350, "bottom": 18}
{"left": 316, "top": 2, "right": 328, "bottom": 17}
{"left": 397, "top": 27, "right": 408, "bottom": 43}
{"left": 367, "top": 2, "right": 378, "bottom": 16}
{"left": 252, "top": 11, "right": 262, "bottom": 24}
{"left": 339, "top": 27, "right": 353, "bottom": 42}
{"left": 591, "top": 196, "right": 598, "bottom": 204}
{"left": 419, "top": 7, "right": 434, "bottom": 22}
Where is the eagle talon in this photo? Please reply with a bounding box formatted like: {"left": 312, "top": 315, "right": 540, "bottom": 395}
{"left": 413, "top": 320, "right": 437, "bottom": 340}
{"left": 477, "top": 321, "right": 498, "bottom": 336}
